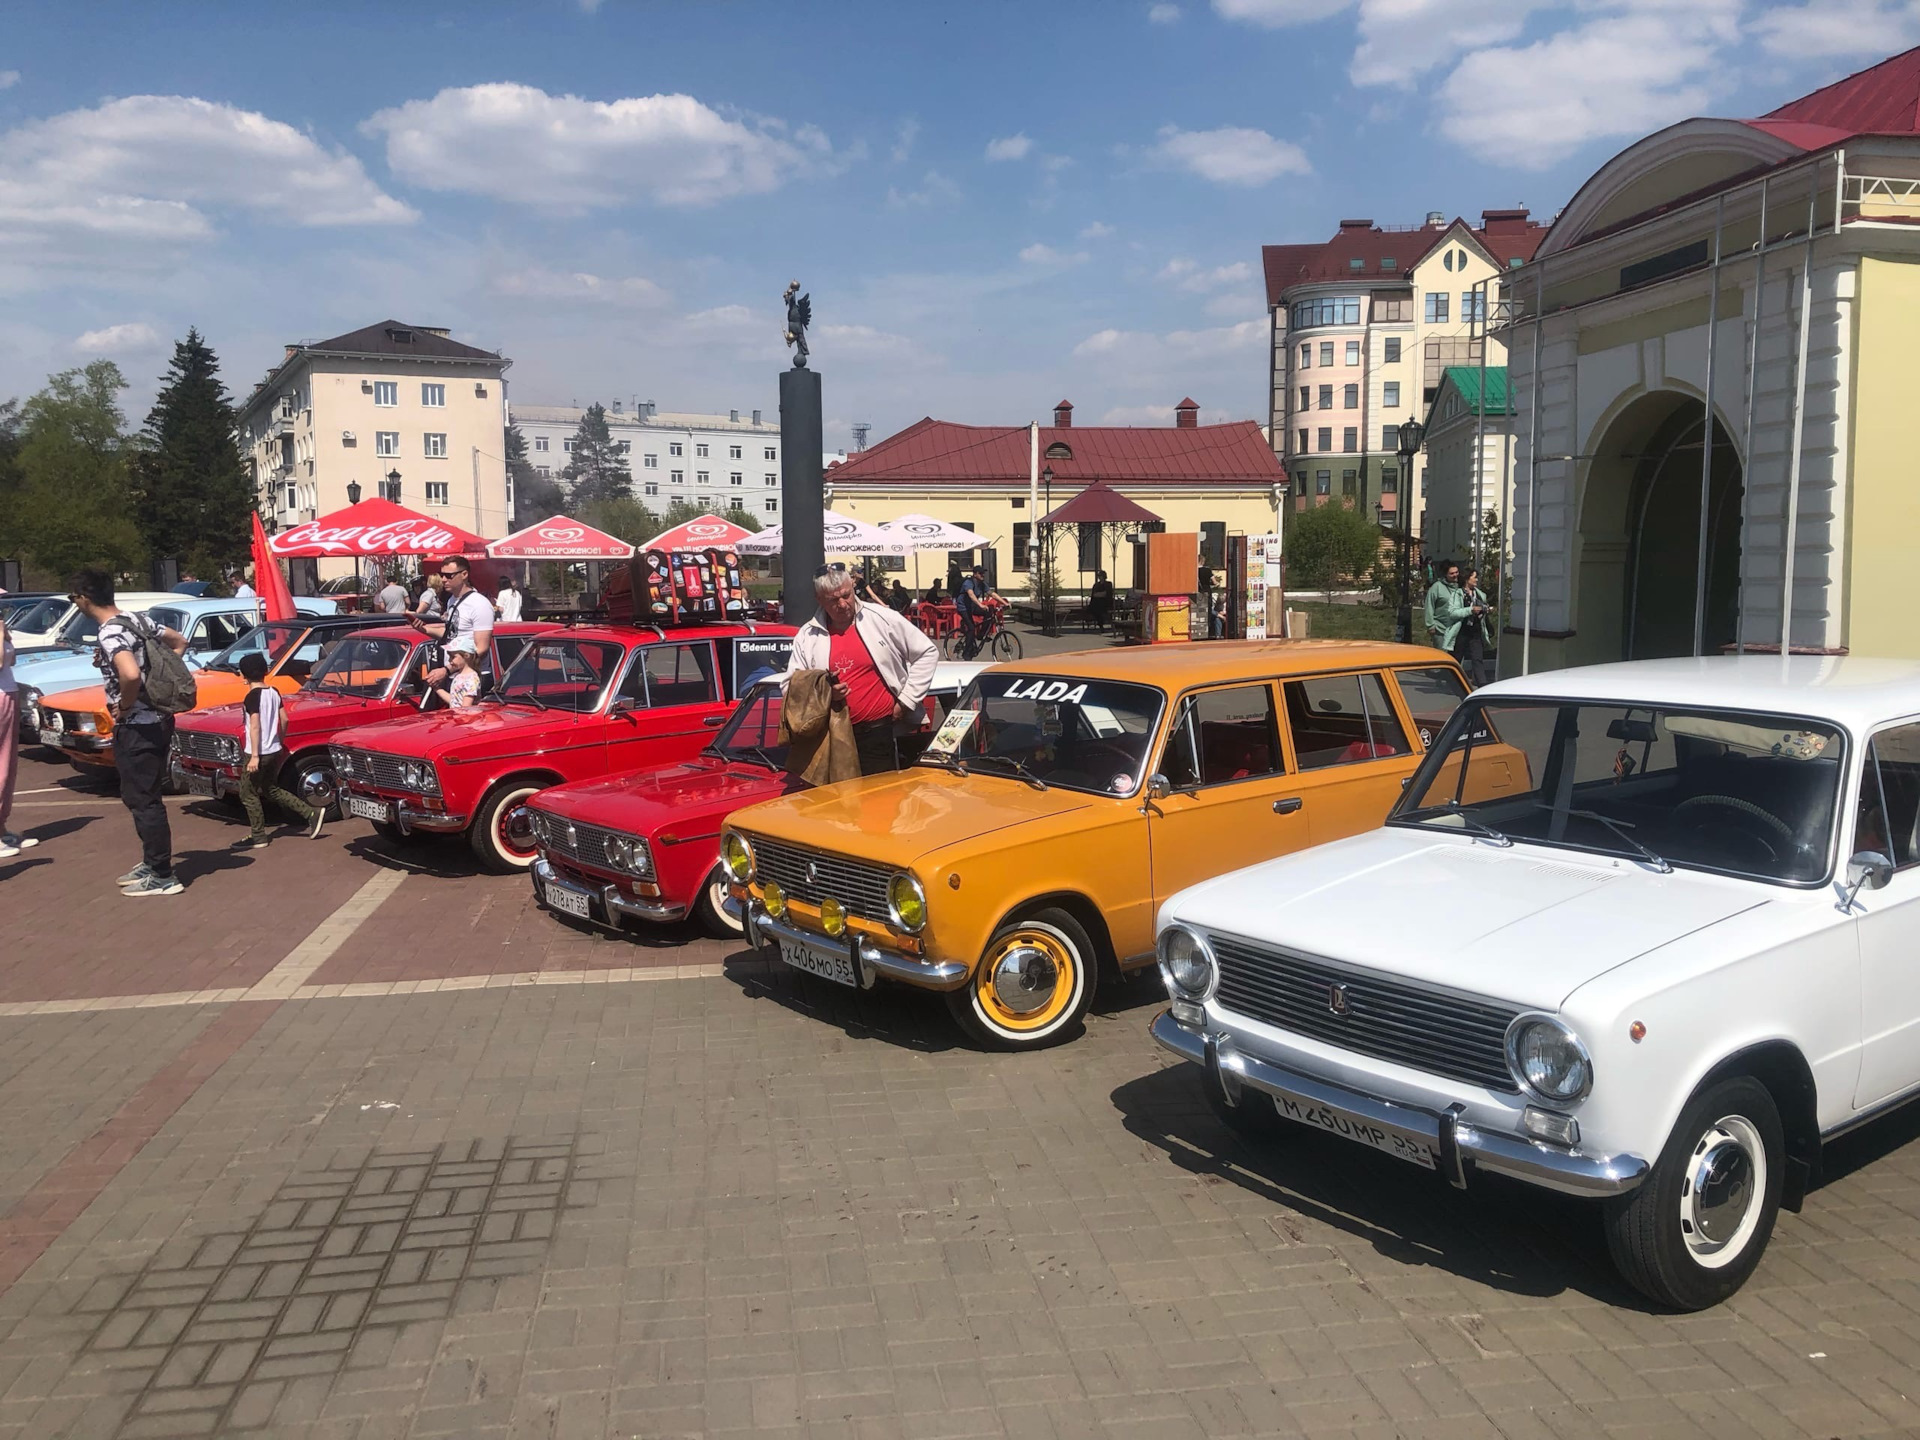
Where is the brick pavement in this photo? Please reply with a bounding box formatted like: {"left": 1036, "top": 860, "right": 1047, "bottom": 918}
{"left": 5, "top": 750, "right": 1920, "bottom": 1436}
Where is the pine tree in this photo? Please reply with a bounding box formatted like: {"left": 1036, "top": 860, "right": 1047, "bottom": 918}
{"left": 1, "top": 362, "right": 146, "bottom": 581}
{"left": 561, "top": 403, "right": 631, "bottom": 506}
{"left": 507, "top": 421, "right": 564, "bottom": 529}
{"left": 131, "top": 329, "right": 251, "bottom": 575}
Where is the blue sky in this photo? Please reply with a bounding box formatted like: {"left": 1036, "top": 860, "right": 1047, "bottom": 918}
{"left": 0, "top": 0, "right": 1910, "bottom": 449}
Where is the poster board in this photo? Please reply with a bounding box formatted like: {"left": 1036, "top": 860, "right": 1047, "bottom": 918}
{"left": 1244, "top": 533, "right": 1282, "bottom": 640}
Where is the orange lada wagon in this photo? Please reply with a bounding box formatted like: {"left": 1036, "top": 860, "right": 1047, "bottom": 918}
{"left": 722, "top": 640, "right": 1522, "bottom": 1049}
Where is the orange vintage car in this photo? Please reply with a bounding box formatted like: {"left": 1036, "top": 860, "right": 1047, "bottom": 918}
{"left": 33, "top": 612, "right": 410, "bottom": 769}
{"left": 722, "top": 641, "right": 1520, "bottom": 1049}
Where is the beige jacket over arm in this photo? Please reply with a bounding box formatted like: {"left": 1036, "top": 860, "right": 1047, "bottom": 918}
{"left": 788, "top": 600, "right": 940, "bottom": 731}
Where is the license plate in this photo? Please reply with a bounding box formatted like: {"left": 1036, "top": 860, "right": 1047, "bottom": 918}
{"left": 543, "top": 881, "right": 592, "bottom": 919}
{"left": 38, "top": 729, "right": 62, "bottom": 746}
{"left": 180, "top": 772, "right": 214, "bottom": 797}
{"left": 778, "top": 938, "right": 857, "bottom": 988}
{"left": 348, "top": 795, "right": 390, "bottom": 823}
{"left": 1274, "top": 1095, "right": 1437, "bottom": 1170}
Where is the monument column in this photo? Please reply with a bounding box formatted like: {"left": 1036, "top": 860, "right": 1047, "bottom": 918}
{"left": 779, "top": 281, "right": 824, "bottom": 628}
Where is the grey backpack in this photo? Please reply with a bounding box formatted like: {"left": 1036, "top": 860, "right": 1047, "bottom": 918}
{"left": 114, "top": 615, "right": 198, "bottom": 716}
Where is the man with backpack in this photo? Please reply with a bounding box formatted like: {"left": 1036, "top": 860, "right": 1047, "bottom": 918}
{"left": 69, "top": 570, "right": 192, "bottom": 896}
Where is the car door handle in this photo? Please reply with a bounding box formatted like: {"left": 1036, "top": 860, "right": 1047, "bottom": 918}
{"left": 1273, "top": 797, "right": 1303, "bottom": 815}
{"left": 702, "top": 715, "right": 727, "bottom": 728}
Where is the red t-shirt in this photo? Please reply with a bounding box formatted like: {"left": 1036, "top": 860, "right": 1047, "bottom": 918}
{"left": 828, "top": 622, "right": 895, "bottom": 725}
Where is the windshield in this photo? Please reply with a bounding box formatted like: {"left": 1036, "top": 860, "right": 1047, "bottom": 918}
{"left": 54, "top": 608, "right": 100, "bottom": 646}
{"left": 148, "top": 607, "right": 193, "bottom": 636}
{"left": 7, "top": 598, "right": 67, "bottom": 633}
{"left": 496, "top": 637, "right": 626, "bottom": 712}
{"left": 306, "top": 636, "right": 415, "bottom": 699}
{"left": 203, "top": 621, "right": 310, "bottom": 674}
{"left": 1392, "top": 698, "right": 1845, "bottom": 885}
{"left": 924, "top": 674, "right": 1164, "bottom": 795}
{"left": 711, "top": 682, "right": 788, "bottom": 769}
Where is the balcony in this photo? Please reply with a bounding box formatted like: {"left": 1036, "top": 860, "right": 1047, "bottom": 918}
{"left": 271, "top": 414, "right": 295, "bottom": 438}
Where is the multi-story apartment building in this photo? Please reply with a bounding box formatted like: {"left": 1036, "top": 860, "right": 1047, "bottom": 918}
{"left": 1262, "top": 210, "right": 1547, "bottom": 534}
{"left": 237, "top": 320, "right": 511, "bottom": 576}
{"left": 511, "top": 402, "right": 788, "bottom": 520}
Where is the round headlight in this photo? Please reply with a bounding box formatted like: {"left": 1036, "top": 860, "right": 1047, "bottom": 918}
{"left": 1159, "top": 924, "right": 1216, "bottom": 998}
{"left": 721, "top": 831, "right": 753, "bottom": 883}
{"left": 763, "top": 879, "right": 787, "bottom": 918}
{"left": 605, "top": 836, "right": 632, "bottom": 869}
{"left": 887, "top": 873, "right": 927, "bottom": 933}
{"left": 819, "top": 896, "right": 847, "bottom": 937}
{"left": 1506, "top": 1016, "right": 1593, "bottom": 1103}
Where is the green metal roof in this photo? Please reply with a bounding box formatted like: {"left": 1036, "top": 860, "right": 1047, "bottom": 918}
{"left": 1439, "top": 365, "right": 1510, "bottom": 416}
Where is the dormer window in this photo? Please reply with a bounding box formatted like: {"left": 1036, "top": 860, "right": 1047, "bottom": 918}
{"left": 1044, "top": 442, "right": 1073, "bottom": 461}
{"left": 1348, "top": 257, "right": 1364, "bottom": 270}
{"left": 385, "top": 328, "right": 414, "bottom": 344}
{"left": 1381, "top": 257, "right": 1397, "bottom": 270}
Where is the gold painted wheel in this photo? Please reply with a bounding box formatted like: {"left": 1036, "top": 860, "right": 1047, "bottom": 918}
{"left": 946, "top": 910, "right": 1097, "bottom": 1050}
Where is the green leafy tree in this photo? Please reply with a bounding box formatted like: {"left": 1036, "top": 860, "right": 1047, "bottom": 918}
{"left": 506, "top": 421, "right": 564, "bottom": 530}
{"left": 561, "top": 403, "right": 630, "bottom": 506}
{"left": 1286, "top": 500, "right": 1383, "bottom": 596}
{"left": 130, "top": 329, "right": 251, "bottom": 577}
{"left": 656, "top": 498, "right": 706, "bottom": 532}
{"left": 576, "top": 495, "right": 660, "bottom": 547}
{"left": 1, "top": 362, "right": 145, "bottom": 582}
{"left": 720, "top": 503, "right": 763, "bottom": 533}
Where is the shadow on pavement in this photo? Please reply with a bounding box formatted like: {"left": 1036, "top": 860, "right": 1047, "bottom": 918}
{"left": 534, "top": 899, "right": 721, "bottom": 953}
{"left": 1818, "top": 1098, "right": 1920, "bottom": 1190}
{"left": 173, "top": 848, "right": 258, "bottom": 884}
{"left": 0, "top": 856, "right": 53, "bottom": 882}
{"left": 1092, "top": 964, "right": 1166, "bottom": 1019}
{"left": 722, "top": 952, "right": 963, "bottom": 1054}
{"left": 16, "top": 814, "right": 97, "bottom": 845}
{"left": 342, "top": 831, "right": 485, "bottom": 880}
{"left": 1109, "top": 1062, "right": 1648, "bottom": 1309}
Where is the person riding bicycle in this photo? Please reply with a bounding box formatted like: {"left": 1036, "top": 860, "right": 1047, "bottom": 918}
{"left": 956, "top": 565, "right": 999, "bottom": 659}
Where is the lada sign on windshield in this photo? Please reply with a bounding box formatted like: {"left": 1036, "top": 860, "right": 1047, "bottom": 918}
{"left": 720, "top": 641, "right": 1483, "bottom": 1049}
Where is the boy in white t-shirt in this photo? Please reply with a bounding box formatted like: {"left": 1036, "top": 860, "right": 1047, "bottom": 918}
{"left": 236, "top": 652, "right": 325, "bottom": 848}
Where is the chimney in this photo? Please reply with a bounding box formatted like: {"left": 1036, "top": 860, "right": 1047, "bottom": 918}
{"left": 284, "top": 345, "right": 298, "bottom": 362}
{"left": 643, "top": 400, "right": 656, "bottom": 419}
{"left": 611, "top": 399, "right": 623, "bottom": 414}
{"left": 1053, "top": 399, "right": 1073, "bottom": 428}
{"left": 730, "top": 408, "right": 740, "bottom": 423}
{"left": 1175, "top": 397, "right": 1199, "bottom": 429}
{"left": 752, "top": 408, "right": 761, "bottom": 425}
{"left": 1480, "top": 207, "right": 1530, "bottom": 235}
{"left": 1426, "top": 211, "right": 1445, "bottom": 228}
{"left": 1337, "top": 218, "right": 1373, "bottom": 232}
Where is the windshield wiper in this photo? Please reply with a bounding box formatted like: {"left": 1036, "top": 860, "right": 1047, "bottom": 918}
{"left": 502, "top": 692, "right": 550, "bottom": 712}
{"left": 717, "top": 743, "right": 782, "bottom": 771}
{"left": 967, "top": 753, "right": 1050, "bottom": 790}
{"left": 917, "top": 751, "right": 970, "bottom": 777}
{"left": 1405, "top": 802, "right": 1511, "bottom": 846}
{"left": 1558, "top": 807, "right": 1672, "bottom": 873}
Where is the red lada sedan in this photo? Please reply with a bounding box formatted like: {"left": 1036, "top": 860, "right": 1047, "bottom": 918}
{"left": 330, "top": 623, "right": 796, "bottom": 871}
{"left": 170, "top": 623, "right": 556, "bottom": 818}
{"left": 523, "top": 661, "right": 988, "bottom": 937}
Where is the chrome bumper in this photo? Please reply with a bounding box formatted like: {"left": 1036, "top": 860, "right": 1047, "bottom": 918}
{"left": 725, "top": 896, "right": 971, "bottom": 991}
{"left": 341, "top": 787, "right": 467, "bottom": 833}
{"left": 171, "top": 762, "right": 238, "bottom": 800}
{"left": 1150, "top": 1012, "right": 1648, "bottom": 1199}
{"left": 532, "top": 857, "right": 688, "bottom": 925}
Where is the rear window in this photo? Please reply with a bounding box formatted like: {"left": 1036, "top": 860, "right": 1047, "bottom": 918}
{"left": 1283, "top": 672, "right": 1412, "bottom": 770}
{"left": 1395, "top": 665, "right": 1471, "bottom": 750}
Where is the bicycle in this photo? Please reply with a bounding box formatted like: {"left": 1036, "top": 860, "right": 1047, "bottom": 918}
{"left": 942, "top": 605, "right": 1022, "bottom": 662}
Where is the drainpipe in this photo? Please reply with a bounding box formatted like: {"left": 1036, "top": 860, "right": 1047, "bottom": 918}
{"left": 1691, "top": 194, "right": 1724, "bottom": 657}
{"left": 1522, "top": 260, "right": 1546, "bottom": 677}
{"left": 1028, "top": 421, "right": 1040, "bottom": 588}
{"left": 1779, "top": 173, "right": 1820, "bottom": 656}
{"left": 1736, "top": 177, "right": 1769, "bottom": 656}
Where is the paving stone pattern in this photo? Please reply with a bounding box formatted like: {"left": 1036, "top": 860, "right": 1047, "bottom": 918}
{"left": 74, "top": 1139, "right": 588, "bottom": 1437}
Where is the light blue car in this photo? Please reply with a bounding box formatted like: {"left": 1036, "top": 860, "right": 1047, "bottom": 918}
{"left": 13, "top": 595, "right": 335, "bottom": 738}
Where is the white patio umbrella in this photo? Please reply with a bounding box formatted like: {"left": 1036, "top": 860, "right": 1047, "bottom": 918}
{"left": 877, "top": 513, "right": 993, "bottom": 591}
{"left": 736, "top": 509, "right": 904, "bottom": 555}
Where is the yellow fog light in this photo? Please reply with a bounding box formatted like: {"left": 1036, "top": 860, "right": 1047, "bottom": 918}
{"left": 819, "top": 896, "right": 847, "bottom": 937}
{"left": 721, "top": 831, "right": 753, "bottom": 883}
{"left": 887, "top": 873, "right": 927, "bottom": 933}
{"left": 762, "top": 879, "right": 787, "bottom": 918}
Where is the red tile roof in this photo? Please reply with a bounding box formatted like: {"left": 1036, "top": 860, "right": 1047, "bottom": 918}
{"left": 1262, "top": 213, "right": 1549, "bottom": 306}
{"left": 1750, "top": 46, "right": 1920, "bottom": 140}
{"left": 1043, "top": 480, "right": 1164, "bottom": 525}
{"left": 829, "top": 416, "right": 1283, "bottom": 488}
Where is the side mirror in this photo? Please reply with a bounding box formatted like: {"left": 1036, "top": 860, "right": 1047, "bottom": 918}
{"left": 609, "top": 695, "right": 639, "bottom": 716}
{"left": 1844, "top": 850, "right": 1895, "bottom": 908}
{"left": 1138, "top": 773, "right": 1172, "bottom": 815}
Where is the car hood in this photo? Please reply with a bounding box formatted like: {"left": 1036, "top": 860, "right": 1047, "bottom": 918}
{"left": 329, "top": 702, "right": 567, "bottom": 758}
{"left": 729, "top": 765, "right": 1100, "bottom": 870}
{"left": 532, "top": 756, "right": 799, "bottom": 836}
{"left": 183, "top": 690, "right": 382, "bottom": 741}
{"left": 1169, "top": 828, "right": 1771, "bottom": 1012}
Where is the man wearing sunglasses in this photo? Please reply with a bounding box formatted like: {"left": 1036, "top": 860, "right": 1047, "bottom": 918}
{"left": 410, "top": 556, "right": 493, "bottom": 701}
{"left": 789, "top": 563, "right": 938, "bottom": 775}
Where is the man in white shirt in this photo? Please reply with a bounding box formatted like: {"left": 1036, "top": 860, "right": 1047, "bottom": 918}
{"left": 413, "top": 556, "right": 493, "bottom": 695}
{"left": 495, "top": 577, "right": 524, "bottom": 624}
{"left": 234, "top": 571, "right": 256, "bottom": 600}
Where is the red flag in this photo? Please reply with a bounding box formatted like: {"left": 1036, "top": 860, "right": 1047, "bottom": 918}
{"left": 250, "top": 512, "right": 297, "bottom": 622}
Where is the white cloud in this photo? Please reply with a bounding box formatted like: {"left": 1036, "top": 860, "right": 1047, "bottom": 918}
{"left": 1159, "top": 257, "right": 1254, "bottom": 291}
{"left": 74, "top": 322, "right": 160, "bottom": 353}
{"left": 492, "top": 267, "right": 670, "bottom": 307}
{"left": 1753, "top": 0, "right": 1920, "bottom": 58}
{"left": 985, "top": 133, "right": 1034, "bottom": 162}
{"left": 1350, "top": 0, "right": 1551, "bottom": 88}
{"left": 1147, "top": 124, "right": 1309, "bottom": 185}
{"left": 1148, "top": 4, "right": 1183, "bottom": 21}
{"left": 0, "top": 71, "right": 18, "bottom": 90}
{"left": 886, "top": 169, "right": 961, "bottom": 208}
{"left": 1438, "top": 0, "right": 1740, "bottom": 170}
{"left": 891, "top": 116, "right": 920, "bottom": 164}
{"left": 1080, "top": 220, "right": 1115, "bottom": 239}
{"left": 1074, "top": 329, "right": 1128, "bottom": 356}
{"left": 363, "top": 84, "right": 833, "bottom": 209}
{"left": 0, "top": 94, "right": 413, "bottom": 262}
{"left": 1074, "top": 317, "right": 1264, "bottom": 363}
{"left": 1019, "top": 242, "right": 1091, "bottom": 266}
{"left": 1212, "top": 0, "right": 1354, "bottom": 24}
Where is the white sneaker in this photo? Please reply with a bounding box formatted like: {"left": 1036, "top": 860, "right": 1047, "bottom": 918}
{"left": 0, "top": 833, "right": 37, "bottom": 856}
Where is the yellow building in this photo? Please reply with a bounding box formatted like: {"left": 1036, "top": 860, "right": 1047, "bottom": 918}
{"left": 825, "top": 399, "right": 1288, "bottom": 593}
{"left": 236, "top": 320, "right": 511, "bottom": 580}
{"left": 1263, "top": 211, "right": 1547, "bottom": 531}
{"left": 1502, "top": 47, "right": 1920, "bottom": 670}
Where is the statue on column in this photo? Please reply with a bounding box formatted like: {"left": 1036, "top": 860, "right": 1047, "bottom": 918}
{"left": 782, "top": 280, "right": 812, "bottom": 369}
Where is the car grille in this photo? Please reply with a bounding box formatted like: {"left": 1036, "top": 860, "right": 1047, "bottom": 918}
{"left": 750, "top": 838, "right": 893, "bottom": 923}
{"left": 332, "top": 746, "right": 414, "bottom": 792}
{"left": 528, "top": 810, "right": 618, "bottom": 872}
{"left": 1210, "top": 932, "right": 1521, "bottom": 1093}
{"left": 175, "top": 730, "right": 229, "bottom": 763}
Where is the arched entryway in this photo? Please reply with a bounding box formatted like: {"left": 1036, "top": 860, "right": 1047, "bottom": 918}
{"left": 1573, "top": 391, "right": 1743, "bottom": 665}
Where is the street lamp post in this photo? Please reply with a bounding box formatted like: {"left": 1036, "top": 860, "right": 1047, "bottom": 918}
{"left": 1039, "top": 465, "right": 1056, "bottom": 637}
{"left": 1393, "top": 420, "right": 1425, "bottom": 645}
{"left": 346, "top": 479, "right": 362, "bottom": 505}
{"left": 385, "top": 469, "right": 401, "bottom": 504}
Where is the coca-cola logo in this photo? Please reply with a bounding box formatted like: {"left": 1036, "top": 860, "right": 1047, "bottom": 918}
{"left": 536, "top": 525, "right": 585, "bottom": 542}
{"left": 272, "top": 519, "right": 459, "bottom": 555}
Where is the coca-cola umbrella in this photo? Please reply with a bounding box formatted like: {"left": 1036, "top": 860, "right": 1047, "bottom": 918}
{"left": 640, "top": 513, "right": 758, "bottom": 552}
{"left": 487, "top": 515, "right": 636, "bottom": 560}
{"left": 268, "top": 497, "right": 488, "bottom": 559}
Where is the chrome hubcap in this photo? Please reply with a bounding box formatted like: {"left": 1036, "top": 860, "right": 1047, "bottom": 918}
{"left": 1680, "top": 1115, "right": 1765, "bottom": 1265}
{"left": 989, "top": 945, "right": 1059, "bottom": 1015}
{"left": 299, "top": 769, "right": 337, "bottom": 806}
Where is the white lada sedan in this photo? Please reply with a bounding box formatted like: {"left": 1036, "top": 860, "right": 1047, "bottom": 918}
{"left": 1151, "top": 655, "right": 1920, "bottom": 1310}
